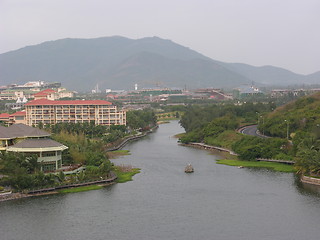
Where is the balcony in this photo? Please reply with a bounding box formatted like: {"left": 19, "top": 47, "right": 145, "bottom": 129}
{"left": 38, "top": 155, "right": 61, "bottom": 163}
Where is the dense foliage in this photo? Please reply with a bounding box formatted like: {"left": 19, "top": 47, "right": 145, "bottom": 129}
{"left": 179, "top": 94, "right": 320, "bottom": 175}
{"left": 126, "top": 109, "right": 157, "bottom": 130}
{"left": 179, "top": 102, "right": 275, "bottom": 133}
{"left": 232, "top": 136, "right": 291, "bottom": 161}
{"left": 52, "top": 131, "right": 109, "bottom": 166}
{"left": 261, "top": 94, "right": 320, "bottom": 139}
{"left": 0, "top": 108, "right": 158, "bottom": 191}
{"left": 260, "top": 93, "right": 320, "bottom": 175}
{"left": 49, "top": 122, "right": 108, "bottom": 138}
{"left": 179, "top": 102, "right": 292, "bottom": 161}
{"left": 0, "top": 152, "right": 39, "bottom": 175}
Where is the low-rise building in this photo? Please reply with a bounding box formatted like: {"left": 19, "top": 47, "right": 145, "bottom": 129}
{"left": 33, "top": 88, "right": 74, "bottom": 100}
{"left": 9, "top": 111, "right": 26, "bottom": 124}
{"left": 0, "top": 113, "right": 10, "bottom": 124}
{"left": 0, "top": 124, "right": 68, "bottom": 171}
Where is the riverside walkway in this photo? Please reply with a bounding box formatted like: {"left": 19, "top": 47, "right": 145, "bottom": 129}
{"left": 105, "top": 126, "right": 159, "bottom": 152}
{"left": 184, "top": 142, "right": 295, "bottom": 164}
{"left": 27, "top": 173, "right": 117, "bottom": 195}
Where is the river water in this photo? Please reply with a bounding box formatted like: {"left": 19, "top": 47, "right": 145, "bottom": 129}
{"left": 1, "top": 121, "right": 320, "bottom": 240}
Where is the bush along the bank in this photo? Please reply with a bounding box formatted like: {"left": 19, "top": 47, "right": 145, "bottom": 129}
{"left": 231, "top": 135, "right": 292, "bottom": 161}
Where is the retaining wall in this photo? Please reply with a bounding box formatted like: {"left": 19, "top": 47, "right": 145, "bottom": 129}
{"left": 301, "top": 175, "right": 320, "bottom": 186}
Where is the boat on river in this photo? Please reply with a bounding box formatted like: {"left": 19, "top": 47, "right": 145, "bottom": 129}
{"left": 185, "top": 164, "right": 194, "bottom": 173}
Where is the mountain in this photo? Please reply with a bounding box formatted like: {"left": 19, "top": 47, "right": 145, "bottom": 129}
{"left": 0, "top": 36, "right": 318, "bottom": 91}
{"left": 305, "top": 71, "right": 320, "bottom": 85}
{"left": 221, "top": 63, "right": 306, "bottom": 86}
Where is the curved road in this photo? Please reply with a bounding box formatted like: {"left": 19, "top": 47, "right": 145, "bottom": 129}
{"left": 239, "top": 125, "right": 268, "bottom": 138}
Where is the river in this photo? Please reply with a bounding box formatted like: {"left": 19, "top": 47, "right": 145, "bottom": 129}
{"left": 1, "top": 120, "right": 320, "bottom": 240}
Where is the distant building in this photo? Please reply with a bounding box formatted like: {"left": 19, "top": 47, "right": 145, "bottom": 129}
{"left": 33, "top": 88, "right": 74, "bottom": 100}
{"left": 9, "top": 111, "right": 26, "bottom": 124}
{"left": 24, "top": 99, "right": 126, "bottom": 126}
{"left": 270, "top": 89, "right": 320, "bottom": 98}
{"left": 33, "top": 88, "right": 57, "bottom": 100}
{"left": 0, "top": 111, "right": 27, "bottom": 125}
{"left": 0, "top": 113, "right": 10, "bottom": 124}
{"left": 194, "top": 88, "right": 233, "bottom": 100}
{"left": 0, "top": 124, "right": 68, "bottom": 171}
{"left": 233, "top": 85, "right": 263, "bottom": 98}
{"left": 5, "top": 96, "right": 28, "bottom": 110}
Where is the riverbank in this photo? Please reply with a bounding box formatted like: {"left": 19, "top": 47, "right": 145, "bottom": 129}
{"left": 0, "top": 174, "right": 117, "bottom": 202}
{"left": 0, "top": 128, "right": 156, "bottom": 202}
{"left": 105, "top": 125, "right": 158, "bottom": 152}
{"left": 182, "top": 142, "right": 296, "bottom": 172}
{"left": 301, "top": 175, "right": 320, "bottom": 186}
{"left": 216, "top": 159, "right": 295, "bottom": 173}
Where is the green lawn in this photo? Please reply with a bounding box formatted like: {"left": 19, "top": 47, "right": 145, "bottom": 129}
{"left": 216, "top": 159, "right": 295, "bottom": 173}
{"left": 112, "top": 150, "right": 130, "bottom": 155}
{"left": 58, "top": 185, "right": 103, "bottom": 193}
{"left": 107, "top": 150, "right": 131, "bottom": 159}
{"left": 115, "top": 168, "right": 141, "bottom": 183}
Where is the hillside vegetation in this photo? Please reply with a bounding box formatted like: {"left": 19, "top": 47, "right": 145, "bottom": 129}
{"left": 179, "top": 94, "right": 320, "bottom": 175}
{"left": 261, "top": 92, "right": 320, "bottom": 175}
{"left": 261, "top": 92, "right": 320, "bottom": 138}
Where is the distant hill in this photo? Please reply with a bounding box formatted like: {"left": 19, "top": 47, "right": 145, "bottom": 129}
{"left": 0, "top": 36, "right": 318, "bottom": 91}
{"left": 221, "top": 63, "right": 307, "bottom": 86}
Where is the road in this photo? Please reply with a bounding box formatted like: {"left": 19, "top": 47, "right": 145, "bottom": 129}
{"left": 238, "top": 125, "right": 268, "bottom": 138}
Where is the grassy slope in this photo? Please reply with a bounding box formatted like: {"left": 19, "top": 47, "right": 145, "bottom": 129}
{"left": 58, "top": 185, "right": 103, "bottom": 193}
{"left": 216, "top": 159, "right": 295, "bottom": 172}
{"left": 115, "top": 168, "right": 141, "bottom": 183}
{"left": 205, "top": 130, "right": 243, "bottom": 149}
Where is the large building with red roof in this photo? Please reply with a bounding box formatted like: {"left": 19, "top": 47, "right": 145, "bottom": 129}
{"left": 24, "top": 99, "right": 126, "bottom": 126}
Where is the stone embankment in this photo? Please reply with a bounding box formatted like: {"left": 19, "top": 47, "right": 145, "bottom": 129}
{"left": 300, "top": 175, "right": 320, "bottom": 186}
{"left": 183, "top": 142, "right": 295, "bottom": 165}
{"left": 106, "top": 126, "right": 158, "bottom": 152}
{"left": 0, "top": 174, "right": 117, "bottom": 202}
{"left": 182, "top": 142, "right": 238, "bottom": 156}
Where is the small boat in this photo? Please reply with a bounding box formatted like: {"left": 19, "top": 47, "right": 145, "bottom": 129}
{"left": 185, "top": 164, "right": 194, "bottom": 173}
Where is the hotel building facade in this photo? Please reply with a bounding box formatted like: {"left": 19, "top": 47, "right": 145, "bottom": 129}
{"left": 24, "top": 99, "right": 126, "bottom": 126}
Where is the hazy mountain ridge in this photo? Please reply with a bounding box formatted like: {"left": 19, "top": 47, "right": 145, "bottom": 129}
{"left": 221, "top": 63, "right": 306, "bottom": 85}
{"left": 0, "top": 36, "right": 318, "bottom": 91}
{"left": 100, "top": 51, "right": 249, "bottom": 89}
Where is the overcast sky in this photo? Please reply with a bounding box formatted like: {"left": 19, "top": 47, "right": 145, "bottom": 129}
{"left": 1, "top": 0, "right": 319, "bottom": 75}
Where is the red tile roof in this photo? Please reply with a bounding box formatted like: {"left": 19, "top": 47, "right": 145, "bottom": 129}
{"left": 33, "top": 88, "right": 56, "bottom": 97}
{"left": 25, "top": 99, "right": 112, "bottom": 106}
{"left": 0, "top": 113, "right": 10, "bottom": 119}
{"left": 10, "top": 111, "right": 26, "bottom": 116}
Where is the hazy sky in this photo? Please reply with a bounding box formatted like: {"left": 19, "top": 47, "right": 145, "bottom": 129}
{"left": 1, "top": 0, "right": 319, "bottom": 75}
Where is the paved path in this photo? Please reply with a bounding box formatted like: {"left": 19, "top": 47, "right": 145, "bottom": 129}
{"left": 238, "top": 125, "right": 269, "bottom": 138}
